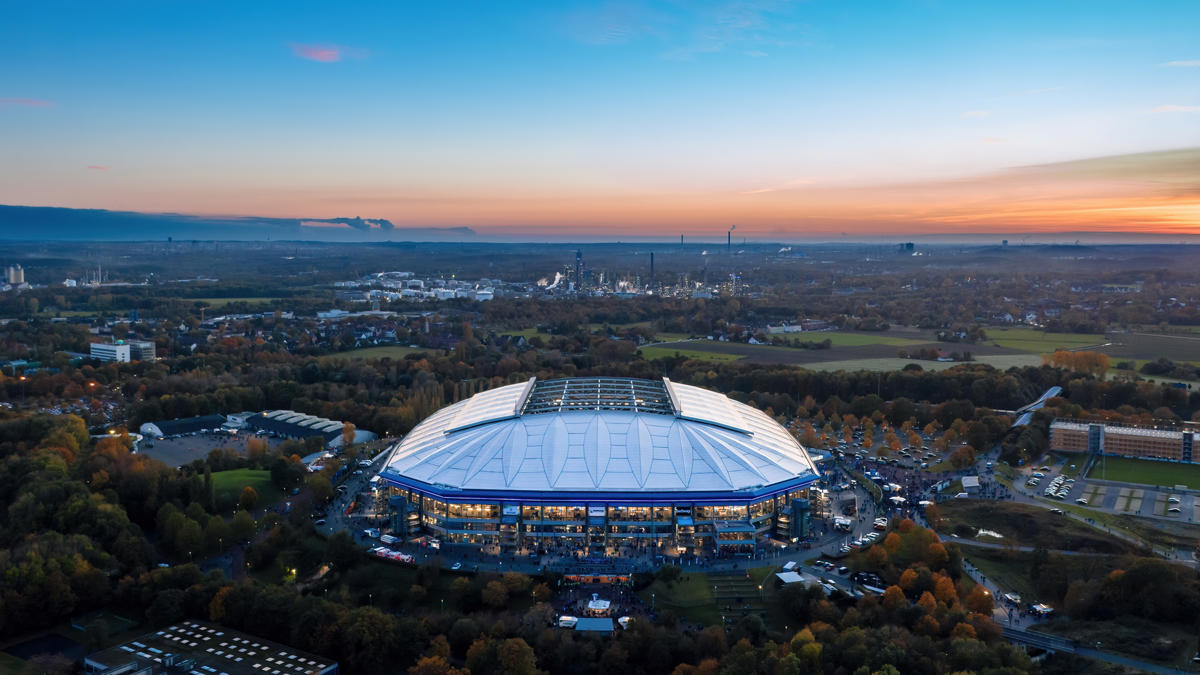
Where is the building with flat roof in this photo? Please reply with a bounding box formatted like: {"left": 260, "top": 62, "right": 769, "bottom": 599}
{"left": 91, "top": 342, "right": 131, "bottom": 363}
{"left": 140, "top": 414, "right": 229, "bottom": 438}
{"left": 1050, "top": 418, "right": 1197, "bottom": 464}
{"left": 128, "top": 340, "right": 158, "bottom": 362}
{"left": 379, "top": 376, "right": 819, "bottom": 553}
{"left": 83, "top": 620, "right": 338, "bottom": 675}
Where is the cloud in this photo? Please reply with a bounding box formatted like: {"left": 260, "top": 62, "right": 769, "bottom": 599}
{"left": 960, "top": 110, "right": 990, "bottom": 118}
{"left": 1147, "top": 105, "right": 1200, "bottom": 113}
{"left": 0, "top": 97, "right": 53, "bottom": 108}
{"left": 289, "top": 43, "right": 366, "bottom": 63}
{"left": 744, "top": 50, "right": 768, "bottom": 57}
{"left": 980, "top": 137, "right": 1003, "bottom": 144}
{"left": 86, "top": 166, "right": 110, "bottom": 171}
{"left": 1006, "top": 86, "right": 1063, "bottom": 96}
{"left": 1159, "top": 60, "right": 1200, "bottom": 67}
{"left": 740, "top": 188, "right": 774, "bottom": 194}
{"left": 560, "top": 3, "right": 669, "bottom": 45}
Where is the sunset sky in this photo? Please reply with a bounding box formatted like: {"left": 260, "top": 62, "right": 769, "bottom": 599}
{"left": 2, "top": 1, "right": 1199, "bottom": 241}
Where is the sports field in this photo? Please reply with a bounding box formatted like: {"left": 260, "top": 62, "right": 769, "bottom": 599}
{"left": 986, "top": 328, "right": 1105, "bottom": 352}
{"left": 212, "top": 469, "right": 285, "bottom": 507}
{"left": 818, "top": 332, "right": 929, "bottom": 347}
{"left": 640, "top": 346, "right": 742, "bottom": 362}
{"left": 1087, "top": 455, "right": 1200, "bottom": 490}
{"left": 325, "top": 345, "right": 437, "bottom": 360}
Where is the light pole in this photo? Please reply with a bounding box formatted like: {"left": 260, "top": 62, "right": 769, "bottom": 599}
{"left": 18, "top": 376, "right": 25, "bottom": 407}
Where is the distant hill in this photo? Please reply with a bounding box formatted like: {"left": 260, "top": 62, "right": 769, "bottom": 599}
{"left": 0, "top": 205, "right": 476, "bottom": 242}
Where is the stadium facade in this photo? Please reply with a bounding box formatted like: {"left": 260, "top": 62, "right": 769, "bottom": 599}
{"left": 378, "top": 377, "right": 821, "bottom": 553}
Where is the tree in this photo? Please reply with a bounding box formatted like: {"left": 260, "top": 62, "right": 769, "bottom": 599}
{"left": 307, "top": 474, "right": 334, "bottom": 503}
{"left": 917, "top": 591, "right": 937, "bottom": 612}
{"left": 205, "top": 515, "right": 230, "bottom": 552}
{"left": 496, "top": 638, "right": 542, "bottom": 675}
{"left": 934, "top": 575, "right": 957, "bottom": 604}
{"left": 450, "top": 577, "right": 473, "bottom": 605}
{"left": 482, "top": 580, "right": 509, "bottom": 608}
{"left": 147, "top": 588, "right": 186, "bottom": 626}
{"left": 964, "top": 585, "right": 994, "bottom": 614}
{"left": 949, "top": 445, "right": 977, "bottom": 469}
{"left": 23, "top": 654, "right": 73, "bottom": 675}
{"left": 898, "top": 569, "right": 918, "bottom": 590}
{"left": 409, "top": 656, "right": 467, "bottom": 675}
{"left": 927, "top": 543, "right": 949, "bottom": 569}
{"left": 231, "top": 509, "right": 256, "bottom": 541}
{"left": 409, "top": 584, "right": 428, "bottom": 604}
{"left": 325, "top": 531, "right": 360, "bottom": 571}
{"left": 176, "top": 519, "right": 204, "bottom": 558}
{"left": 239, "top": 486, "right": 259, "bottom": 511}
{"left": 342, "top": 421, "right": 357, "bottom": 449}
{"left": 884, "top": 532, "right": 902, "bottom": 553}
{"left": 532, "top": 583, "right": 552, "bottom": 603}
{"left": 866, "top": 546, "right": 888, "bottom": 568}
{"left": 881, "top": 585, "right": 907, "bottom": 610}
{"left": 950, "top": 623, "right": 977, "bottom": 640}
{"left": 655, "top": 564, "right": 683, "bottom": 587}
{"left": 924, "top": 504, "right": 943, "bottom": 530}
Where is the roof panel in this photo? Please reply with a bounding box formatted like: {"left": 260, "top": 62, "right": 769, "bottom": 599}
{"left": 383, "top": 378, "right": 815, "bottom": 494}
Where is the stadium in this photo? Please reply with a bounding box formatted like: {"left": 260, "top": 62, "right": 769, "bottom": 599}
{"left": 378, "top": 377, "right": 821, "bottom": 554}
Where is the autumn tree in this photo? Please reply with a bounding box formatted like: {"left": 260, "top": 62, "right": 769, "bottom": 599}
{"left": 238, "top": 486, "right": 259, "bottom": 511}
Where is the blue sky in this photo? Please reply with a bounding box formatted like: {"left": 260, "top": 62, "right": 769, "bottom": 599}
{"left": 1, "top": 1, "right": 1198, "bottom": 239}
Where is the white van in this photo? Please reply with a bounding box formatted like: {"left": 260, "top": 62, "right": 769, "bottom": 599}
{"left": 558, "top": 616, "right": 579, "bottom": 628}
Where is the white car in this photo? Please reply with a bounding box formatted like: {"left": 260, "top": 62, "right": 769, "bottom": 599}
{"left": 452, "top": 562, "right": 462, "bottom": 570}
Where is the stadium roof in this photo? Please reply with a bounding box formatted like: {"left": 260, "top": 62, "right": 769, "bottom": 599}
{"left": 381, "top": 377, "right": 817, "bottom": 495}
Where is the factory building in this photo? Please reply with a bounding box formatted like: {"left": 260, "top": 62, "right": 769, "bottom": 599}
{"left": 5, "top": 264, "right": 23, "bottom": 284}
{"left": 83, "top": 620, "right": 338, "bottom": 675}
{"left": 1050, "top": 418, "right": 1197, "bottom": 464}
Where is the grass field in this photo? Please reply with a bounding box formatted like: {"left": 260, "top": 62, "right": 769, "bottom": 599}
{"left": 325, "top": 345, "right": 437, "bottom": 361}
{"left": 1086, "top": 455, "right": 1200, "bottom": 490}
{"left": 640, "top": 346, "right": 743, "bottom": 362}
{"left": 986, "top": 329, "right": 1105, "bottom": 353}
{"left": 0, "top": 652, "right": 24, "bottom": 675}
{"left": 786, "top": 355, "right": 1043, "bottom": 373}
{"left": 213, "top": 469, "right": 285, "bottom": 508}
{"left": 636, "top": 572, "right": 721, "bottom": 626}
{"left": 937, "top": 500, "right": 1134, "bottom": 553}
{"left": 819, "top": 332, "right": 930, "bottom": 347}
{"left": 193, "top": 297, "right": 289, "bottom": 307}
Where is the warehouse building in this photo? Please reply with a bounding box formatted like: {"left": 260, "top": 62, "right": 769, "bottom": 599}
{"left": 245, "top": 410, "right": 378, "bottom": 448}
{"left": 83, "top": 619, "right": 338, "bottom": 675}
{"left": 1050, "top": 418, "right": 1197, "bottom": 463}
{"left": 140, "top": 414, "right": 229, "bottom": 438}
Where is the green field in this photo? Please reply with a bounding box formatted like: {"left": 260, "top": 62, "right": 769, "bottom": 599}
{"left": 1087, "top": 456, "right": 1200, "bottom": 490}
{"left": 987, "top": 329, "right": 1105, "bottom": 353}
{"left": 0, "top": 652, "right": 24, "bottom": 675}
{"left": 193, "top": 297, "right": 289, "bottom": 307}
{"left": 213, "top": 469, "right": 286, "bottom": 507}
{"left": 799, "top": 355, "right": 1042, "bottom": 373}
{"left": 636, "top": 572, "right": 720, "bottom": 626}
{"left": 324, "top": 345, "right": 437, "bottom": 361}
{"left": 640, "top": 346, "right": 743, "bottom": 362}
{"left": 819, "top": 332, "right": 930, "bottom": 347}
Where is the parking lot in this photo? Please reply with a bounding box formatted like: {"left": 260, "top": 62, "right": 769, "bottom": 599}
{"left": 138, "top": 431, "right": 289, "bottom": 467}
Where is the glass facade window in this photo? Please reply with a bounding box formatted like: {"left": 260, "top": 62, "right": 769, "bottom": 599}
{"left": 522, "top": 505, "right": 542, "bottom": 519}
{"left": 710, "top": 505, "right": 747, "bottom": 520}
{"left": 448, "top": 503, "right": 500, "bottom": 519}
{"left": 653, "top": 506, "right": 672, "bottom": 521}
{"left": 543, "top": 506, "right": 585, "bottom": 521}
{"left": 609, "top": 506, "right": 652, "bottom": 521}
{"left": 749, "top": 499, "right": 774, "bottom": 518}
{"left": 422, "top": 497, "right": 447, "bottom": 516}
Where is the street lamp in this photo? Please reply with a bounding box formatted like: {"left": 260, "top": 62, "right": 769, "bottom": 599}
{"left": 18, "top": 376, "right": 25, "bottom": 407}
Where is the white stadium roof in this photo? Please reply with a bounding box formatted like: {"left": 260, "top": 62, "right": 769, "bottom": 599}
{"left": 382, "top": 377, "right": 817, "bottom": 494}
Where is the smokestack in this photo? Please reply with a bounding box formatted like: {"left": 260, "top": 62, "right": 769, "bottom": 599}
{"left": 649, "top": 252, "right": 654, "bottom": 289}
{"left": 727, "top": 231, "right": 731, "bottom": 252}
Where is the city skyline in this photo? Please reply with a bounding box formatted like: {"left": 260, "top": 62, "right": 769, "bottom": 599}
{"left": 2, "top": 0, "right": 1199, "bottom": 240}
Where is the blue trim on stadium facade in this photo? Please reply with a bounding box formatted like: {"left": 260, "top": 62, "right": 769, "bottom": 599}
{"left": 377, "top": 470, "right": 820, "bottom": 505}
